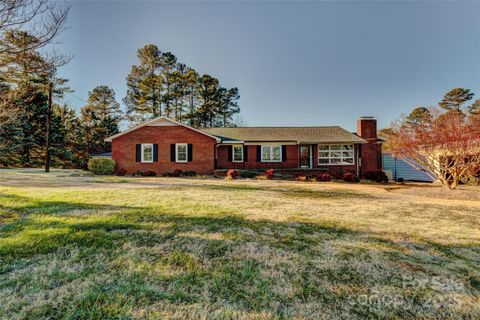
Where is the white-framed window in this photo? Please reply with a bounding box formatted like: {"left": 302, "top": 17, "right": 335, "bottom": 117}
{"left": 176, "top": 143, "right": 188, "bottom": 162}
{"left": 233, "top": 145, "right": 244, "bottom": 162}
{"left": 141, "top": 143, "right": 153, "bottom": 163}
{"left": 261, "top": 145, "right": 282, "bottom": 162}
{"left": 318, "top": 144, "right": 354, "bottom": 165}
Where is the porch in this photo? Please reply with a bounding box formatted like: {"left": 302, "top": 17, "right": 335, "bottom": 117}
{"left": 214, "top": 143, "right": 359, "bottom": 173}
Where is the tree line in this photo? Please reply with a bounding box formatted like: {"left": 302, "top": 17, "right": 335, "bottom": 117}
{"left": 0, "top": 1, "right": 241, "bottom": 169}
{"left": 124, "top": 44, "right": 240, "bottom": 128}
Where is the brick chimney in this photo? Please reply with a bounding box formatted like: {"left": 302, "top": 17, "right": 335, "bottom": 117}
{"left": 357, "top": 116, "right": 382, "bottom": 174}
{"left": 357, "top": 116, "right": 377, "bottom": 142}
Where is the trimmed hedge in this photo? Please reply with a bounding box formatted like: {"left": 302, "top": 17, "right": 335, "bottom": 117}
{"left": 116, "top": 168, "right": 127, "bottom": 176}
{"left": 364, "top": 170, "right": 388, "bottom": 183}
{"left": 240, "top": 171, "right": 257, "bottom": 179}
{"left": 162, "top": 170, "right": 196, "bottom": 177}
{"left": 172, "top": 169, "right": 183, "bottom": 177}
{"left": 316, "top": 173, "right": 332, "bottom": 182}
{"left": 183, "top": 171, "right": 197, "bottom": 177}
{"left": 88, "top": 158, "right": 115, "bottom": 175}
{"left": 143, "top": 170, "right": 157, "bottom": 177}
{"left": 343, "top": 172, "right": 359, "bottom": 183}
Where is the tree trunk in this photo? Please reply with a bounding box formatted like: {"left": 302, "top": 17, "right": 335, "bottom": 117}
{"left": 174, "top": 98, "right": 178, "bottom": 119}
{"left": 165, "top": 85, "right": 171, "bottom": 118}
{"left": 450, "top": 177, "right": 459, "bottom": 190}
{"left": 45, "top": 82, "right": 52, "bottom": 173}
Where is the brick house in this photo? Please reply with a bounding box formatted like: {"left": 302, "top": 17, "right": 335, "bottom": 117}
{"left": 105, "top": 116, "right": 382, "bottom": 176}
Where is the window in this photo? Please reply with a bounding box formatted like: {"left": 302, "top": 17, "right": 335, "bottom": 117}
{"left": 176, "top": 143, "right": 188, "bottom": 162}
{"left": 233, "top": 145, "right": 243, "bottom": 162}
{"left": 261, "top": 145, "right": 282, "bottom": 162}
{"left": 318, "top": 144, "right": 354, "bottom": 165}
{"left": 141, "top": 144, "right": 153, "bottom": 163}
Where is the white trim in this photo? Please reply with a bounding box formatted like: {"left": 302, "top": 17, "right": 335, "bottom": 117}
{"left": 310, "top": 145, "right": 313, "bottom": 169}
{"left": 246, "top": 141, "right": 364, "bottom": 145}
{"left": 261, "top": 145, "right": 282, "bottom": 162}
{"left": 220, "top": 141, "right": 245, "bottom": 145}
{"left": 299, "top": 140, "right": 367, "bottom": 144}
{"left": 318, "top": 144, "right": 355, "bottom": 166}
{"left": 141, "top": 143, "right": 154, "bottom": 163}
{"left": 175, "top": 143, "right": 188, "bottom": 163}
{"left": 232, "top": 145, "right": 244, "bottom": 162}
{"left": 245, "top": 141, "right": 295, "bottom": 146}
{"left": 104, "top": 116, "right": 221, "bottom": 142}
{"left": 299, "top": 145, "right": 312, "bottom": 169}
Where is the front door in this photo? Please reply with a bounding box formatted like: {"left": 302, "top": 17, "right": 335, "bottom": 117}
{"left": 299, "top": 145, "right": 311, "bottom": 168}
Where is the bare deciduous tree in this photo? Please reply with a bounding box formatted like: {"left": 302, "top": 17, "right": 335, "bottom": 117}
{"left": 389, "top": 109, "right": 480, "bottom": 189}
{"left": 0, "top": 0, "right": 70, "bottom": 54}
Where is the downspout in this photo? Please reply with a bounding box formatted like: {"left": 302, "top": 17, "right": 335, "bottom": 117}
{"left": 310, "top": 144, "right": 313, "bottom": 169}
{"left": 297, "top": 144, "right": 300, "bottom": 169}
{"left": 357, "top": 144, "right": 361, "bottom": 177}
{"left": 214, "top": 143, "right": 219, "bottom": 170}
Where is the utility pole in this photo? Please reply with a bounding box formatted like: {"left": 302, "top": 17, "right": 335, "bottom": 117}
{"left": 45, "top": 82, "right": 53, "bottom": 173}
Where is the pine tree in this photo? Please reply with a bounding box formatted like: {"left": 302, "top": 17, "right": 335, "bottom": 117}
{"left": 184, "top": 68, "right": 200, "bottom": 126}
{"left": 468, "top": 99, "right": 480, "bottom": 115}
{"left": 80, "top": 85, "right": 122, "bottom": 161}
{"left": 196, "top": 74, "right": 221, "bottom": 127}
{"left": 0, "top": 102, "right": 24, "bottom": 166}
{"left": 84, "top": 86, "right": 122, "bottom": 122}
{"left": 169, "top": 63, "right": 190, "bottom": 122}
{"left": 123, "top": 43, "right": 241, "bottom": 128}
{"left": 468, "top": 99, "right": 480, "bottom": 129}
{"left": 0, "top": 78, "right": 23, "bottom": 166}
{"left": 404, "top": 107, "right": 432, "bottom": 127}
{"left": 160, "top": 52, "right": 177, "bottom": 118}
{"left": 53, "top": 104, "right": 83, "bottom": 168}
{"left": 217, "top": 87, "right": 240, "bottom": 127}
{"left": 0, "top": 30, "right": 69, "bottom": 167}
{"left": 124, "top": 44, "right": 163, "bottom": 125}
{"left": 0, "top": 75, "right": 8, "bottom": 93}
{"left": 439, "top": 88, "right": 474, "bottom": 114}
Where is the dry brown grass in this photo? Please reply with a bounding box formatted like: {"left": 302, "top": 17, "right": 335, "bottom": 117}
{"left": 0, "top": 168, "right": 479, "bottom": 319}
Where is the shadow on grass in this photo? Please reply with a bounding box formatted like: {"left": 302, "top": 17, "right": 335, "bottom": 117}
{"left": 182, "top": 183, "right": 376, "bottom": 200}
{"left": 0, "top": 192, "right": 125, "bottom": 215}
{"left": 0, "top": 191, "right": 479, "bottom": 319}
{"left": 0, "top": 193, "right": 139, "bottom": 257}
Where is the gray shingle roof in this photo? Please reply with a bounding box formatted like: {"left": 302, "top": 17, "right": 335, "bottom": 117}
{"left": 198, "top": 127, "right": 366, "bottom": 144}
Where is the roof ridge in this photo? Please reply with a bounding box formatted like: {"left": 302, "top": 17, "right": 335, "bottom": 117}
{"left": 194, "top": 126, "right": 367, "bottom": 144}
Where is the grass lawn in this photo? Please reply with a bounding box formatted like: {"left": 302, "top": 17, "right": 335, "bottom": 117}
{"left": 0, "top": 169, "right": 479, "bottom": 319}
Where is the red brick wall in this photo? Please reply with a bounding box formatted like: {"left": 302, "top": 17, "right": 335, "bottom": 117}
{"left": 216, "top": 144, "right": 358, "bottom": 175}
{"left": 111, "top": 125, "right": 217, "bottom": 175}
{"left": 357, "top": 118, "right": 377, "bottom": 141}
{"left": 356, "top": 118, "right": 383, "bottom": 174}
{"left": 216, "top": 145, "right": 299, "bottom": 170}
{"left": 360, "top": 143, "right": 382, "bottom": 174}
{"left": 111, "top": 122, "right": 381, "bottom": 176}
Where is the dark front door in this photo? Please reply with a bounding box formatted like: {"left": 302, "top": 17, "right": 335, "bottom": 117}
{"left": 299, "top": 145, "right": 311, "bottom": 168}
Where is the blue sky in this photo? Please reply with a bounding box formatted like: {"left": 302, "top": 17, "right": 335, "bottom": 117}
{"left": 59, "top": 1, "right": 480, "bottom": 131}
